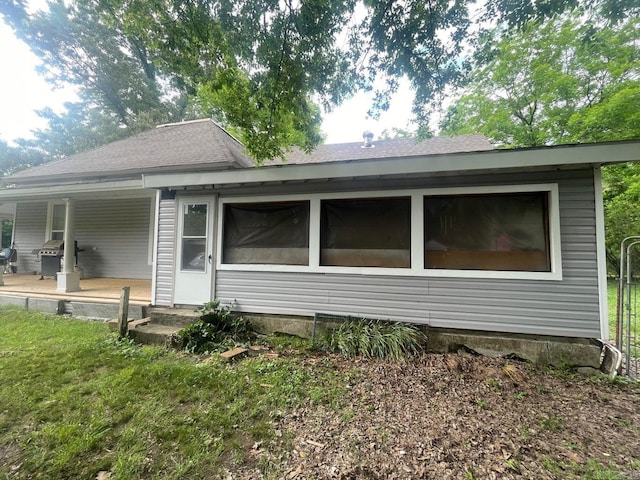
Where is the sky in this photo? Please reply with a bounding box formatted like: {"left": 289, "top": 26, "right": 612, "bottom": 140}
{"left": 0, "top": 12, "right": 416, "bottom": 147}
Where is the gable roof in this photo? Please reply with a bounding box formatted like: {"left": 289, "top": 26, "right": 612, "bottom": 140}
{"left": 274, "top": 134, "right": 494, "bottom": 165}
{"left": 6, "top": 119, "right": 253, "bottom": 185}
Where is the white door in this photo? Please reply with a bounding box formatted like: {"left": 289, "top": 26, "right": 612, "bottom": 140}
{"left": 174, "top": 198, "right": 214, "bottom": 305}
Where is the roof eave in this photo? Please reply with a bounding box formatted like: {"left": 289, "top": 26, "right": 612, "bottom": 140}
{"left": 0, "top": 179, "right": 147, "bottom": 202}
{"left": 143, "top": 141, "right": 640, "bottom": 190}
{"left": 4, "top": 159, "right": 245, "bottom": 187}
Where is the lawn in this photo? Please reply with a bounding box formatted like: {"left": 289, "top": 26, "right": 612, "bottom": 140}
{"left": 0, "top": 307, "right": 344, "bottom": 479}
{"left": 1, "top": 307, "right": 639, "bottom": 479}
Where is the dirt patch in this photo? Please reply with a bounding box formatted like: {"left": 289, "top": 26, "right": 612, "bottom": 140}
{"left": 232, "top": 353, "right": 640, "bottom": 479}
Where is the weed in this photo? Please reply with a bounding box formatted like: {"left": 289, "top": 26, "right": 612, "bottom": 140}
{"left": 265, "top": 333, "right": 315, "bottom": 353}
{"left": 541, "top": 416, "right": 565, "bottom": 431}
{"left": 476, "top": 399, "right": 488, "bottom": 409}
{"left": 327, "top": 317, "right": 426, "bottom": 361}
{"left": 485, "top": 378, "right": 501, "bottom": 391}
{"left": 177, "top": 301, "right": 253, "bottom": 354}
{"left": 505, "top": 458, "right": 520, "bottom": 473}
{"left": 514, "top": 391, "right": 529, "bottom": 400}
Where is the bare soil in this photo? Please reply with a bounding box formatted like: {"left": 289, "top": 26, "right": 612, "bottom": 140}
{"left": 236, "top": 353, "right": 640, "bottom": 479}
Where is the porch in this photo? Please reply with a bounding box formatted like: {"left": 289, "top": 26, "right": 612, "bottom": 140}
{"left": 0, "top": 274, "right": 152, "bottom": 306}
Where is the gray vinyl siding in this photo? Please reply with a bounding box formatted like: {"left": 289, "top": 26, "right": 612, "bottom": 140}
{"left": 154, "top": 197, "right": 177, "bottom": 306}
{"left": 215, "top": 169, "right": 602, "bottom": 338}
{"left": 13, "top": 197, "right": 153, "bottom": 279}
{"left": 74, "top": 197, "right": 152, "bottom": 279}
{"left": 13, "top": 202, "right": 47, "bottom": 274}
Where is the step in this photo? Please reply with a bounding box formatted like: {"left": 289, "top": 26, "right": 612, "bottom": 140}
{"left": 107, "top": 317, "right": 151, "bottom": 332}
{"left": 146, "top": 307, "right": 200, "bottom": 327}
{"left": 128, "top": 323, "right": 182, "bottom": 346}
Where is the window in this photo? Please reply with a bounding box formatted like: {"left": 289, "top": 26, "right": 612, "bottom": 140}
{"left": 217, "top": 184, "right": 561, "bottom": 280}
{"left": 181, "top": 203, "right": 208, "bottom": 271}
{"left": 223, "top": 201, "right": 309, "bottom": 265}
{"left": 320, "top": 197, "right": 411, "bottom": 268}
{"left": 47, "top": 203, "right": 65, "bottom": 241}
{"left": 424, "top": 192, "right": 550, "bottom": 272}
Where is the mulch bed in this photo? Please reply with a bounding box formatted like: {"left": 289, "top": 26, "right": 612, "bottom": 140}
{"left": 233, "top": 353, "right": 640, "bottom": 479}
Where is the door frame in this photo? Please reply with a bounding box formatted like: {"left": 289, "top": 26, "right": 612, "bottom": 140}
{"left": 173, "top": 196, "right": 216, "bottom": 305}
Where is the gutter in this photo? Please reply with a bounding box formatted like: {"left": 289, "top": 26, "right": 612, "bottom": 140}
{"left": 142, "top": 141, "right": 640, "bottom": 189}
{"left": 0, "top": 179, "right": 145, "bottom": 202}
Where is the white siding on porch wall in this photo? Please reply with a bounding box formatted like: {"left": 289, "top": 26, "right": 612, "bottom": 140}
{"left": 154, "top": 197, "right": 177, "bottom": 306}
{"left": 13, "top": 197, "right": 153, "bottom": 279}
{"left": 212, "top": 169, "right": 601, "bottom": 339}
{"left": 13, "top": 202, "right": 47, "bottom": 275}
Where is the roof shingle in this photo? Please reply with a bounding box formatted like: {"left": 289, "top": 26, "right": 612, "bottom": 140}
{"left": 7, "top": 119, "right": 252, "bottom": 182}
{"left": 5, "top": 119, "right": 494, "bottom": 184}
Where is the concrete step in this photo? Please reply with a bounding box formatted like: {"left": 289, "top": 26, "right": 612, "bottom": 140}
{"left": 146, "top": 307, "right": 200, "bottom": 327}
{"left": 129, "top": 323, "right": 182, "bottom": 346}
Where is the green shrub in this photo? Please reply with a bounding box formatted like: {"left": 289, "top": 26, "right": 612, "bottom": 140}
{"left": 328, "top": 318, "right": 426, "bottom": 361}
{"left": 177, "top": 301, "right": 253, "bottom": 354}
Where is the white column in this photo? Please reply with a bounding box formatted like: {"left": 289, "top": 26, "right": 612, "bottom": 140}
{"left": 57, "top": 198, "right": 80, "bottom": 292}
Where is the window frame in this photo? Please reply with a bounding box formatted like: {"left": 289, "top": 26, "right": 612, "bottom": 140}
{"left": 45, "top": 201, "right": 66, "bottom": 241}
{"left": 222, "top": 200, "right": 311, "bottom": 265}
{"left": 216, "top": 183, "right": 562, "bottom": 280}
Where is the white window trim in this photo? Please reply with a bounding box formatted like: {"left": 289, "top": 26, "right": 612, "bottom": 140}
{"left": 216, "top": 183, "right": 563, "bottom": 281}
{"left": 45, "top": 201, "right": 66, "bottom": 241}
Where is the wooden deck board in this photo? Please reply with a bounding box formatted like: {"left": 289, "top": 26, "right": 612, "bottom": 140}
{"left": 0, "top": 274, "right": 151, "bottom": 305}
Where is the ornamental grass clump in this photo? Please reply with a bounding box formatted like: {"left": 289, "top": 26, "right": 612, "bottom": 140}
{"left": 177, "top": 301, "right": 253, "bottom": 354}
{"left": 328, "top": 318, "right": 426, "bottom": 361}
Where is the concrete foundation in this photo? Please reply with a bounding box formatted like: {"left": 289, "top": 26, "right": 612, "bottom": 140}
{"left": 0, "top": 296, "right": 28, "bottom": 308}
{"left": 70, "top": 301, "right": 143, "bottom": 321}
{"left": 28, "top": 298, "right": 65, "bottom": 315}
{"left": 244, "top": 312, "right": 603, "bottom": 368}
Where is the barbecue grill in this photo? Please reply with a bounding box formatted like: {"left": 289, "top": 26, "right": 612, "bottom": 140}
{"left": 38, "top": 240, "right": 79, "bottom": 278}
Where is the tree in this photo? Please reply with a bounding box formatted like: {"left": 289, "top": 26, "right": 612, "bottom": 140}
{"left": 440, "top": 13, "right": 640, "bottom": 147}
{"left": 440, "top": 11, "right": 640, "bottom": 274}
{"left": 3, "top": 0, "right": 608, "bottom": 163}
{"left": 0, "top": 139, "right": 48, "bottom": 177}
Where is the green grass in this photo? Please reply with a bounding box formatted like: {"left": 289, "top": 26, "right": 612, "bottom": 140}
{"left": 0, "top": 307, "right": 345, "bottom": 479}
{"left": 608, "top": 279, "right": 640, "bottom": 343}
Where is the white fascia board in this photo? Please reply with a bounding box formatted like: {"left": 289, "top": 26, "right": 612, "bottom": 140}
{"left": 0, "top": 179, "right": 146, "bottom": 202}
{"left": 142, "top": 141, "right": 640, "bottom": 189}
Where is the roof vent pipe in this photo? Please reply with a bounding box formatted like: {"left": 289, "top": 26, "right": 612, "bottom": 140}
{"left": 362, "top": 130, "right": 375, "bottom": 148}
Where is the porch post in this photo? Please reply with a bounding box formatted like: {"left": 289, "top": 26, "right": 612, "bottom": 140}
{"left": 56, "top": 198, "right": 80, "bottom": 292}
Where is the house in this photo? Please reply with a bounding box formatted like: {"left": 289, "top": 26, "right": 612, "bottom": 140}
{"left": 1, "top": 118, "right": 639, "bottom": 362}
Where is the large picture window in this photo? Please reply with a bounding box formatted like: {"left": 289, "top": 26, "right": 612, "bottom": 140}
{"left": 320, "top": 197, "right": 411, "bottom": 268}
{"left": 223, "top": 201, "right": 309, "bottom": 265}
{"left": 424, "top": 192, "right": 550, "bottom": 272}
{"left": 218, "top": 185, "right": 561, "bottom": 280}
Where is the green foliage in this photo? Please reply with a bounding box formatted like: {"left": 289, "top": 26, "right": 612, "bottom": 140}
{"left": 177, "top": 301, "right": 253, "bottom": 354}
{"left": 328, "top": 318, "right": 426, "bottom": 361}
{"left": 603, "top": 163, "right": 640, "bottom": 274}
{"left": 441, "top": 13, "right": 640, "bottom": 147}
{"left": 6, "top": 0, "right": 635, "bottom": 164}
{"left": 0, "top": 138, "right": 49, "bottom": 177}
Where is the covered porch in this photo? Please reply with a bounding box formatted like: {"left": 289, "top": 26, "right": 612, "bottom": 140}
{"left": 0, "top": 274, "right": 151, "bottom": 306}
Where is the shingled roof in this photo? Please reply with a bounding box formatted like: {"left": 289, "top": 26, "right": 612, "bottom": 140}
{"left": 5, "top": 118, "right": 494, "bottom": 186}
{"left": 7, "top": 119, "right": 253, "bottom": 184}
{"left": 274, "top": 134, "right": 494, "bottom": 165}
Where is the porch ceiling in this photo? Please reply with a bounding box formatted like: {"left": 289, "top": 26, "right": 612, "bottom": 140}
{"left": 0, "top": 274, "right": 151, "bottom": 305}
